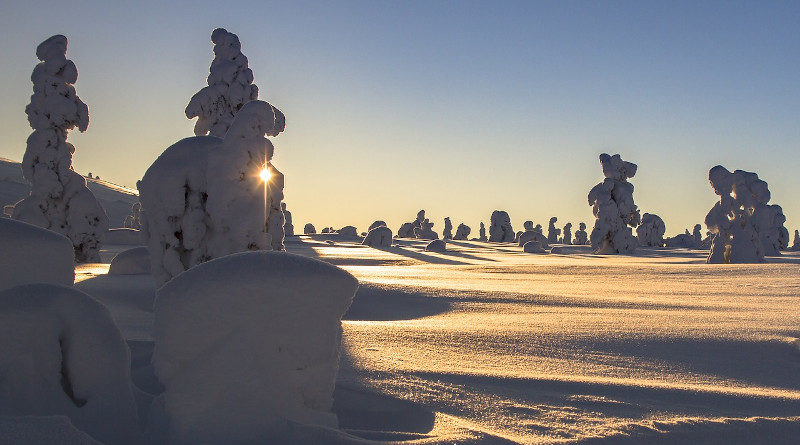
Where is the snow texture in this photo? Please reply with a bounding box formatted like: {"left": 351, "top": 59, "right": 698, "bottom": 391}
{"left": 588, "top": 153, "right": 640, "bottom": 254}
{"left": 184, "top": 28, "right": 271, "bottom": 138}
{"left": 105, "top": 228, "right": 143, "bottom": 246}
{"left": 425, "top": 239, "right": 447, "bottom": 252}
{"left": 0, "top": 284, "right": 141, "bottom": 445}
{"left": 574, "top": 222, "right": 588, "bottom": 245}
{"left": 303, "top": 223, "right": 316, "bottom": 235}
{"left": 704, "top": 166, "right": 786, "bottom": 263}
{"left": 443, "top": 217, "right": 453, "bottom": 240}
{"left": 0, "top": 416, "right": 102, "bottom": 445}
{"left": 108, "top": 247, "right": 150, "bottom": 275}
{"left": 636, "top": 213, "right": 666, "bottom": 247}
{"left": 151, "top": 251, "right": 358, "bottom": 444}
{"left": 362, "top": 225, "right": 392, "bottom": 248}
{"left": 562, "top": 222, "right": 572, "bottom": 245}
{"left": 478, "top": 222, "right": 487, "bottom": 241}
{"left": 453, "top": 223, "right": 471, "bottom": 240}
{"left": 489, "top": 210, "right": 514, "bottom": 242}
{"left": 282, "top": 203, "right": 294, "bottom": 237}
{"left": 12, "top": 35, "right": 108, "bottom": 263}
{"left": 0, "top": 218, "right": 74, "bottom": 292}
{"left": 547, "top": 217, "right": 560, "bottom": 244}
{"left": 139, "top": 100, "right": 285, "bottom": 285}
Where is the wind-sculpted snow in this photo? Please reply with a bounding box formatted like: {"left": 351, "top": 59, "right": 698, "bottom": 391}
{"left": 636, "top": 213, "right": 666, "bottom": 247}
{"left": 185, "top": 28, "right": 267, "bottom": 138}
{"left": 12, "top": 35, "right": 108, "bottom": 262}
{"left": 705, "top": 166, "right": 787, "bottom": 263}
{"left": 0, "top": 218, "right": 74, "bottom": 291}
{"left": 489, "top": 210, "right": 514, "bottom": 242}
{"left": 139, "top": 100, "right": 285, "bottom": 285}
{"left": 151, "top": 251, "right": 357, "bottom": 444}
{"left": 108, "top": 247, "right": 150, "bottom": 275}
{"left": 588, "top": 153, "right": 640, "bottom": 254}
{"left": 0, "top": 284, "right": 141, "bottom": 445}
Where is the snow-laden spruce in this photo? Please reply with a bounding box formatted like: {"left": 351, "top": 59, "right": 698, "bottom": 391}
{"left": 304, "top": 223, "right": 316, "bottom": 234}
{"left": 478, "top": 222, "right": 487, "bottom": 241}
{"left": 139, "top": 100, "right": 285, "bottom": 285}
{"left": 362, "top": 225, "right": 392, "bottom": 247}
{"left": 12, "top": 35, "right": 108, "bottom": 262}
{"left": 0, "top": 284, "right": 142, "bottom": 445}
{"left": 587, "top": 153, "right": 640, "bottom": 254}
{"left": 397, "top": 210, "right": 426, "bottom": 238}
{"left": 122, "top": 202, "right": 142, "bottom": 229}
{"left": 705, "top": 166, "right": 787, "bottom": 263}
{"left": 562, "top": 222, "right": 572, "bottom": 245}
{"left": 282, "top": 203, "right": 294, "bottom": 237}
{"left": 547, "top": 217, "right": 560, "bottom": 244}
{"left": 414, "top": 218, "right": 438, "bottom": 240}
{"left": 574, "top": 222, "right": 588, "bottom": 245}
{"left": 453, "top": 223, "right": 471, "bottom": 240}
{"left": 185, "top": 28, "right": 271, "bottom": 138}
{"left": 636, "top": 213, "right": 666, "bottom": 247}
{"left": 518, "top": 220, "right": 548, "bottom": 248}
{"left": 150, "top": 251, "right": 357, "bottom": 444}
{"left": 0, "top": 218, "right": 74, "bottom": 291}
{"left": 368, "top": 220, "right": 387, "bottom": 231}
{"left": 443, "top": 217, "right": 453, "bottom": 240}
{"left": 489, "top": 210, "right": 514, "bottom": 242}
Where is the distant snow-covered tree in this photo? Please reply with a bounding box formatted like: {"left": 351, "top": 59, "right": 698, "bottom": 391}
{"left": 13, "top": 35, "right": 108, "bottom": 262}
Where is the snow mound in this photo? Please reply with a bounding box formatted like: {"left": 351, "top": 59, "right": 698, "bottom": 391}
{"left": 105, "top": 228, "right": 143, "bottom": 246}
{"left": 523, "top": 241, "right": 546, "bottom": 253}
{"left": 637, "top": 213, "right": 666, "bottom": 247}
{"left": 362, "top": 226, "right": 392, "bottom": 248}
{"left": 151, "top": 251, "right": 358, "bottom": 444}
{"left": 338, "top": 226, "right": 358, "bottom": 238}
{"left": 0, "top": 218, "right": 74, "bottom": 292}
{"left": 0, "top": 284, "right": 141, "bottom": 445}
{"left": 108, "top": 247, "right": 150, "bottom": 275}
{"left": 425, "top": 239, "right": 447, "bottom": 252}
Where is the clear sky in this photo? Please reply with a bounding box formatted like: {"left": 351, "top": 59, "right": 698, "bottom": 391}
{"left": 1, "top": 1, "right": 798, "bottom": 235}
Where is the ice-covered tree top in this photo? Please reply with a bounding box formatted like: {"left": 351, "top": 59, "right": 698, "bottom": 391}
{"left": 26, "top": 34, "right": 88, "bottom": 133}
{"left": 186, "top": 28, "right": 274, "bottom": 137}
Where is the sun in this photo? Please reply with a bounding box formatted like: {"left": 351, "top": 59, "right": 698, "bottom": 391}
{"left": 259, "top": 167, "right": 271, "bottom": 182}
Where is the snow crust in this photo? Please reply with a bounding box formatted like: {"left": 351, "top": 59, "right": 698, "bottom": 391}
{"left": 0, "top": 218, "right": 74, "bottom": 291}
{"left": 588, "top": 153, "right": 640, "bottom": 254}
{"left": 12, "top": 35, "right": 108, "bottom": 262}
{"left": 151, "top": 251, "right": 358, "bottom": 444}
{"left": 0, "top": 284, "right": 141, "bottom": 445}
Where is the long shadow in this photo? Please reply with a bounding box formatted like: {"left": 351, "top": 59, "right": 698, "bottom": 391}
{"left": 343, "top": 283, "right": 451, "bottom": 321}
{"left": 378, "top": 246, "right": 469, "bottom": 265}
{"left": 438, "top": 248, "right": 499, "bottom": 262}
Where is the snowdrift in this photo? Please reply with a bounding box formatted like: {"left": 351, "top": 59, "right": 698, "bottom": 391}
{"left": 151, "top": 251, "right": 358, "bottom": 444}
{"left": 0, "top": 218, "right": 74, "bottom": 291}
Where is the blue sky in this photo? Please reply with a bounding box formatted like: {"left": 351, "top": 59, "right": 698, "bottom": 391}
{"left": 1, "top": 1, "right": 798, "bottom": 235}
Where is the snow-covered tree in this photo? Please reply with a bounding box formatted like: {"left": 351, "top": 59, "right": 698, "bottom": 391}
{"left": 587, "top": 153, "right": 640, "bottom": 254}
{"left": 636, "top": 213, "right": 666, "bottom": 247}
{"left": 489, "top": 211, "right": 514, "bottom": 242}
{"left": 139, "top": 100, "right": 285, "bottom": 285}
{"left": 184, "top": 28, "right": 276, "bottom": 137}
{"left": 12, "top": 35, "right": 108, "bottom": 262}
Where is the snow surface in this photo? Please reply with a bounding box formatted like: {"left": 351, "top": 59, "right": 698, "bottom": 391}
{"left": 108, "top": 247, "right": 150, "bottom": 275}
{"left": 150, "top": 251, "right": 358, "bottom": 444}
{"left": 0, "top": 284, "right": 141, "bottom": 445}
{"left": 0, "top": 218, "right": 74, "bottom": 291}
{"left": 105, "top": 229, "right": 143, "bottom": 246}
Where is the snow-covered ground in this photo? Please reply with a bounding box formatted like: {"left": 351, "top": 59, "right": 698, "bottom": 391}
{"left": 0, "top": 157, "right": 138, "bottom": 227}
{"left": 72, "top": 236, "right": 800, "bottom": 444}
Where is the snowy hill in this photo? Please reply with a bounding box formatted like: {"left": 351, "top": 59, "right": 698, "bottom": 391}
{"left": 0, "top": 157, "right": 138, "bottom": 228}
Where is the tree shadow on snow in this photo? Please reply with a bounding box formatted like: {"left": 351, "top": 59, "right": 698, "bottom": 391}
{"left": 343, "top": 283, "right": 451, "bottom": 321}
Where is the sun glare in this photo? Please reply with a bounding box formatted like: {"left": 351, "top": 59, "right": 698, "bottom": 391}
{"left": 259, "top": 167, "right": 271, "bottom": 182}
